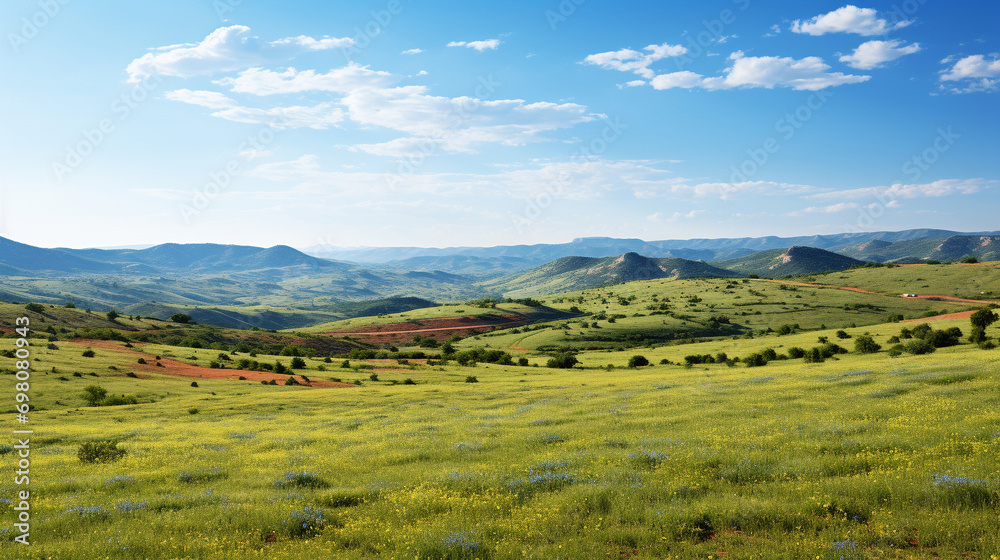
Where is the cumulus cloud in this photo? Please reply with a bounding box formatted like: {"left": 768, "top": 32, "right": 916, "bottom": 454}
{"left": 126, "top": 25, "right": 352, "bottom": 82}
{"left": 215, "top": 63, "right": 398, "bottom": 95}
{"left": 401, "top": 48, "right": 424, "bottom": 55}
{"left": 839, "top": 39, "right": 921, "bottom": 70}
{"left": 939, "top": 54, "right": 1000, "bottom": 93}
{"left": 447, "top": 39, "right": 501, "bottom": 51}
{"left": 582, "top": 43, "right": 688, "bottom": 79}
{"left": 651, "top": 51, "right": 870, "bottom": 91}
{"left": 791, "top": 5, "right": 911, "bottom": 36}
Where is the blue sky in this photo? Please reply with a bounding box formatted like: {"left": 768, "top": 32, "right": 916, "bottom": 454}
{"left": 2, "top": 0, "right": 998, "bottom": 250}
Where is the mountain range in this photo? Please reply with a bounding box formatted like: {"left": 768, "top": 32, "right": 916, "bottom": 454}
{"left": 1, "top": 229, "right": 997, "bottom": 326}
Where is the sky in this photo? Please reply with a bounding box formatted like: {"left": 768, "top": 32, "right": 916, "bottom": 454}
{"left": 2, "top": 0, "right": 998, "bottom": 250}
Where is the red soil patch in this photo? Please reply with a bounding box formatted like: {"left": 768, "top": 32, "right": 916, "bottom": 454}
{"left": 67, "top": 339, "right": 354, "bottom": 389}
{"left": 840, "top": 286, "right": 876, "bottom": 294}
{"left": 901, "top": 311, "right": 976, "bottom": 324}
{"left": 323, "top": 313, "right": 527, "bottom": 343}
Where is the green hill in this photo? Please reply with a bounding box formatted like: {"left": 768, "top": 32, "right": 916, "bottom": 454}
{"left": 482, "top": 252, "right": 738, "bottom": 297}
{"left": 714, "top": 246, "right": 864, "bottom": 277}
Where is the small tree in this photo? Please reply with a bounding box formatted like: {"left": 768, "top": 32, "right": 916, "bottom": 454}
{"left": 854, "top": 335, "right": 881, "bottom": 354}
{"left": 290, "top": 357, "right": 307, "bottom": 369}
{"left": 546, "top": 353, "right": 578, "bottom": 369}
{"left": 627, "top": 355, "right": 650, "bottom": 368}
{"left": 106, "top": 310, "right": 120, "bottom": 322}
{"left": 170, "top": 313, "right": 192, "bottom": 324}
{"left": 82, "top": 385, "right": 108, "bottom": 406}
{"left": 970, "top": 309, "right": 999, "bottom": 330}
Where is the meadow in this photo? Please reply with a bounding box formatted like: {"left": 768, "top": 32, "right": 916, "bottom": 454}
{"left": 2, "top": 269, "right": 999, "bottom": 559}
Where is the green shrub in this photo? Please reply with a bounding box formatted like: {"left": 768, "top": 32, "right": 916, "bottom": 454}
{"left": 854, "top": 335, "right": 882, "bottom": 354}
{"left": 81, "top": 350, "right": 96, "bottom": 358}
{"left": 78, "top": 440, "right": 126, "bottom": 463}
{"left": 627, "top": 355, "right": 650, "bottom": 368}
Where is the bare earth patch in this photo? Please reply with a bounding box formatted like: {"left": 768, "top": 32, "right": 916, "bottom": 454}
{"left": 67, "top": 339, "right": 355, "bottom": 389}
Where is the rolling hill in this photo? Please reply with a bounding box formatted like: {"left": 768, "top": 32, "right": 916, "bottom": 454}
{"left": 713, "top": 246, "right": 865, "bottom": 277}
{"left": 482, "top": 252, "right": 738, "bottom": 297}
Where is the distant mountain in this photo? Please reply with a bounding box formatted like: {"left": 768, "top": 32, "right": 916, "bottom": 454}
{"left": 924, "top": 236, "right": 1000, "bottom": 262}
{"left": 835, "top": 235, "right": 1000, "bottom": 263}
{"left": 303, "top": 229, "right": 1000, "bottom": 264}
{"left": 59, "top": 242, "right": 347, "bottom": 273}
{"left": 483, "top": 252, "right": 738, "bottom": 297}
{"left": 714, "top": 246, "right": 864, "bottom": 277}
{"left": 0, "top": 236, "right": 119, "bottom": 274}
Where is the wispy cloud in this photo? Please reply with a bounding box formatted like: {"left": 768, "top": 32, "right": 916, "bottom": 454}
{"left": 447, "top": 39, "right": 501, "bottom": 51}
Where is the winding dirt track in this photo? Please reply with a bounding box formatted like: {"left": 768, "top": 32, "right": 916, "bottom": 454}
{"left": 67, "top": 339, "right": 355, "bottom": 389}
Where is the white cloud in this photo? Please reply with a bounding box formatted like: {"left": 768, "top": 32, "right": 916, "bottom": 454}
{"left": 340, "top": 85, "right": 596, "bottom": 155}
{"left": 215, "top": 63, "right": 398, "bottom": 95}
{"left": 126, "top": 25, "right": 352, "bottom": 82}
{"left": 164, "top": 89, "right": 237, "bottom": 110}
{"left": 789, "top": 202, "right": 859, "bottom": 216}
{"left": 617, "top": 80, "right": 647, "bottom": 89}
{"left": 251, "top": 157, "right": 689, "bottom": 200}
{"left": 447, "top": 39, "right": 501, "bottom": 51}
{"left": 791, "top": 5, "right": 911, "bottom": 36}
{"left": 839, "top": 39, "right": 921, "bottom": 70}
{"left": 648, "top": 210, "right": 703, "bottom": 222}
{"left": 166, "top": 90, "right": 344, "bottom": 129}
{"left": 582, "top": 43, "right": 688, "bottom": 79}
{"left": 939, "top": 54, "right": 1000, "bottom": 93}
{"left": 661, "top": 180, "right": 820, "bottom": 200}
{"left": 811, "top": 179, "right": 997, "bottom": 200}
{"left": 651, "top": 52, "right": 869, "bottom": 91}
{"left": 401, "top": 48, "right": 423, "bottom": 55}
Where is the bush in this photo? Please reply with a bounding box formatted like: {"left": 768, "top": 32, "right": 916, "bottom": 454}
{"left": 546, "top": 353, "right": 578, "bottom": 369}
{"left": 137, "top": 358, "right": 147, "bottom": 364}
{"left": 188, "top": 408, "right": 199, "bottom": 415}
{"left": 24, "top": 303, "right": 45, "bottom": 313}
{"left": 81, "top": 350, "right": 96, "bottom": 358}
{"left": 369, "top": 373, "right": 379, "bottom": 381}
{"left": 835, "top": 330, "right": 851, "bottom": 339}
{"left": 78, "top": 440, "right": 126, "bottom": 463}
{"left": 403, "top": 378, "right": 417, "bottom": 385}
{"left": 465, "top": 376, "right": 479, "bottom": 383}
{"left": 854, "top": 335, "right": 882, "bottom": 354}
{"left": 82, "top": 385, "right": 108, "bottom": 406}
{"left": 627, "top": 355, "right": 650, "bottom": 368}
{"left": 906, "top": 339, "right": 936, "bottom": 355}
{"left": 170, "top": 314, "right": 192, "bottom": 323}
{"left": 190, "top": 381, "right": 199, "bottom": 388}
{"left": 290, "top": 357, "right": 307, "bottom": 369}
{"left": 787, "top": 347, "right": 806, "bottom": 359}
{"left": 518, "top": 357, "right": 529, "bottom": 366}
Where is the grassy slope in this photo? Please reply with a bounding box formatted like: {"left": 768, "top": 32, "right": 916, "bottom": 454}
{"left": 4, "top": 264, "right": 1000, "bottom": 558}
{"left": 807, "top": 262, "right": 1000, "bottom": 299}
{"left": 7, "top": 321, "right": 1000, "bottom": 558}
{"left": 460, "top": 277, "right": 969, "bottom": 352}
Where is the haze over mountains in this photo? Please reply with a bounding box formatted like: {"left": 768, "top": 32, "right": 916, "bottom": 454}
{"left": 0, "top": 229, "right": 997, "bottom": 327}
{"left": 304, "top": 229, "right": 1000, "bottom": 268}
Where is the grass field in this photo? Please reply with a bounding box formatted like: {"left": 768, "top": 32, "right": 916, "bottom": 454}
{"left": 3, "top": 269, "right": 1000, "bottom": 558}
